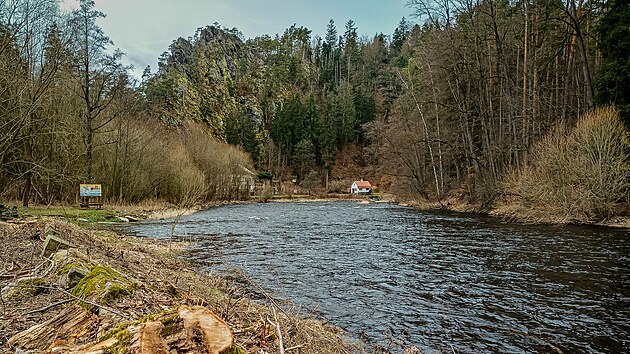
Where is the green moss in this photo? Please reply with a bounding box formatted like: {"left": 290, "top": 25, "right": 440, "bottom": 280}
{"left": 10, "top": 278, "right": 47, "bottom": 298}
{"left": 99, "top": 321, "right": 135, "bottom": 342}
{"left": 99, "top": 321, "right": 135, "bottom": 354}
{"left": 226, "top": 344, "right": 248, "bottom": 354}
{"left": 159, "top": 312, "right": 180, "bottom": 326}
{"left": 58, "top": 260, "right": 89, "bottom": 275}
{"left": 58, "top": 262, "right": 77, "bottom": 275}
{"left": 71, "top": 265, "right": 134, "bottom": 305}
{"left": 105, "top": 284, "right": 132, "bottom": 303}
{"left": 160, "top": 320, "right": 183, "bottom": 337}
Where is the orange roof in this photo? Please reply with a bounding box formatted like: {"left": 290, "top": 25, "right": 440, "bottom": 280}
{"left": 354, "top": 180, "right": 372, "bottom": 188}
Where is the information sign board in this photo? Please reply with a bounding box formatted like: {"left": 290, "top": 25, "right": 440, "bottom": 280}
{"left": 80, "top": 184, "right": 102, "bottom": 197}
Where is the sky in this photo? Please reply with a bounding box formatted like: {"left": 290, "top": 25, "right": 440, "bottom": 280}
{"left": 60, "top": 0, "right": 414, "bottom": 79}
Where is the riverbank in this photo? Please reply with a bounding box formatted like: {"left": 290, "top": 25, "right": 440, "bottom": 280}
{"left": 0, "top": 217, "right": 357, "bottom": 353}
{"left": 9, "top": 189, "right": 628, "bottom": 229}
{"left": 144, "top": 194, "right": 629, "bottom": 229}
{"left": 397, "top": 196, "right": 630, "bottom": 229}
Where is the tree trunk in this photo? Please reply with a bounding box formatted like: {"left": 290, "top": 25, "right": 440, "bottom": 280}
{"left": 86, "top": 112, "right": 93, "bottom": 181}
{"left": 522, "top": 0, "right": 529, "bottom": 163}
{"left": 22, "top": 171, "right": 32, "bottom": 207}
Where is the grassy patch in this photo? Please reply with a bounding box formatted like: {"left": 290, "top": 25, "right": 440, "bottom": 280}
{"left": 17, "top": 205, "right": 119, "bottom": 224}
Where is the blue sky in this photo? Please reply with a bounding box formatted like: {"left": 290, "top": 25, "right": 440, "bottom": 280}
{"left": 61, "top": 0, "right": 413, "bottom": 79}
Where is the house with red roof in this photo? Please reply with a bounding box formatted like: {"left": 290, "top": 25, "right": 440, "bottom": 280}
{"left": 350, "top": 180, "right": 372, "bottom": 194}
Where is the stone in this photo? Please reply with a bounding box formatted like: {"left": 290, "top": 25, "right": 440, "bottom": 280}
{"left": 41, "top": 228, "right": 74, "bottom": 258}
{"left": 116, "top": 216, "right": 130, "bottom": 223}
{"left": 1, "top": 277, "right": 46, "bottom": 299}
{"left": 124, "top": 215, "right": 140, "bottom": 222}
{"left": 59, "top": 266, "right": 89, "bottom": 289}
{"left": 0, "top": 204, "right": 18, "bottom": 221}
{"left": 52, "top": 250, "right": 69, "bottom": 263}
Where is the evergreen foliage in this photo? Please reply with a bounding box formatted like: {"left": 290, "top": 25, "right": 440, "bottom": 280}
{"left": 0, "top": 0, "right": 626, "bottom": 216}
{"left": 594, "top": 0, "right": 630, "bottom": 128}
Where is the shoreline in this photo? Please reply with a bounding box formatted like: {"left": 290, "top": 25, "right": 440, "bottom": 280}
{"left": 398, "top": 198, "right": 630, "bottom": 229}
{"left": 1, "top": 196, "right": 625, "bottom": 352}
{"left": 0, "top": 218, "right": 358, "bottom": 353}
{"left": 5, "top": 193, "right": 628, "bottom": 229}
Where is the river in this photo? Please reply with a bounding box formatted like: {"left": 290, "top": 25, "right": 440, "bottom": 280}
{"left": 122, "top": 201, "right": 629, "bottom": 353}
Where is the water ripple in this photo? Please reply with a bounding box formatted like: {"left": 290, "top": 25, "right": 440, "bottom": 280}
{"left": 122, "top": 201, "right": 629, "bottom": 353}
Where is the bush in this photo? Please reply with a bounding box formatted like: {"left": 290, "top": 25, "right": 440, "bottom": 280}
{"left": 503, "top": 106, "right": 630, "bottom": 222}
{"left": 257, "top": 171, "right": 273, "bottom": 180}
{"left": 328, "top": 179, "right": 352, "bottom": 194}
{"left": 182, "top": 124, "right": 255, "bottom": 201}
{"left": 96, "top": 120, "right": 255, "bottom": 205}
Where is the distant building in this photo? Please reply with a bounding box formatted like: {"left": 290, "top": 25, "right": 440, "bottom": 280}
{"left": 350, "top": 180, "right": 372, "bottom": 194}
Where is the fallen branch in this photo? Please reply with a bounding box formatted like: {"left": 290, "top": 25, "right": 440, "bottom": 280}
{"left": 267, "top": 308, "right": 285, "bottom": 354}
{"left": 5, "top": 284, "right": 130, "bottom": 320}
{"left": 24, "top": 299, "right": 73, "bottom": 315}
{"left": 53, "top": 287, "right": 131, "bottom": 320}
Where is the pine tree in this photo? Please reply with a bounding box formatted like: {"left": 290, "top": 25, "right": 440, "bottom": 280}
{"left": 391, "top": 17, "right": 410, "bottom": 55}
{"left": 594, "top": 0, "right": 630, "bottom": 128}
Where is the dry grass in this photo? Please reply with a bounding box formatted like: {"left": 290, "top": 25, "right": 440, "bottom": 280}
{"left": 501, "top": 107, "right": 630, "bottom": 223}
{"left": 0, "top": 116, "right": 256, "bottom": 207}
{"left": 0, "top": 219, "right": 357, "bottom": 353}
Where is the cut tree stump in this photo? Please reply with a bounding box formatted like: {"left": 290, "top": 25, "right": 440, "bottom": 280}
{"left": 177, "top": 305, "right": 234, "bottom": 354}
{"left": 129, "top": 321, "right": 169, "bottom": 354}
{"left": 66, "top": 305, "right": 234, "bottom": 354}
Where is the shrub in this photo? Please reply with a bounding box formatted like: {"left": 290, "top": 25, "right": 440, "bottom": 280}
{"left": 96, "top": 120, "right": 255, "bottom": 205}
{"left": 328, "top": 179, "right": 352, "bottom": 194}
{"left": 257, "top": 171, "right": 273, "bottom": 180}
{"left": 503, "top": 106, "right": 630, "bottom": 222}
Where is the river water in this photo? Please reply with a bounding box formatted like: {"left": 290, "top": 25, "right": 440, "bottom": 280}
{"left": 122, "top": 201, "right": 629, "bottom": 353}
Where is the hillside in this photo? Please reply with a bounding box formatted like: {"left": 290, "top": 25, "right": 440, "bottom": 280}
{"left": 0, "top": 0, "right": 628, "bottom": 223}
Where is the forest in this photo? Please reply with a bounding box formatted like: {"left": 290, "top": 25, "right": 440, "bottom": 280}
{"left": 1, "top": 0, "right": 628, "bottom": 222}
